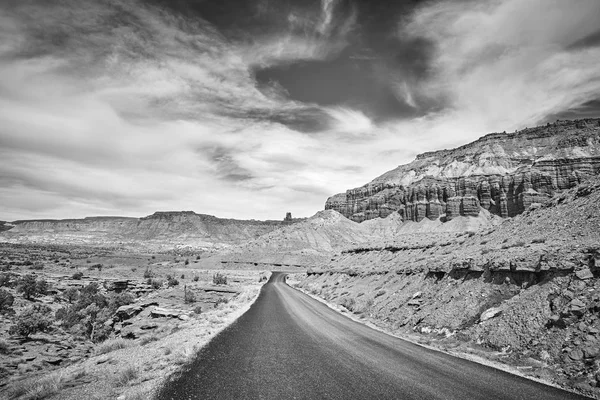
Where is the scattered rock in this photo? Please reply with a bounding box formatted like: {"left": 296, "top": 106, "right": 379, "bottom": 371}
{"left": 575, "top": 268, "right": 594, "bottom": 280}
{"left": 480, "top": 307, "right": 503, "bottom": 322}
{"left": 568, "top": 349, "right": 584, "bottom": 361}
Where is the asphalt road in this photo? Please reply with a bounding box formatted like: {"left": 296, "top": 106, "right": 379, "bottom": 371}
{"left": 157, "top": 272, "right": 589, "bottom": 400}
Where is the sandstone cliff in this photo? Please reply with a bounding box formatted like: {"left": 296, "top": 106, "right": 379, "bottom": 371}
{"left": 326, "top": 119, "right": 600, "bottom": 222}
{"left": 298, "top": 174, "right": 600, "bottom": 396}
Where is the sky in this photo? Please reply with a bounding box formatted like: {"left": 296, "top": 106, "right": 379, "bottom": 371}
{"left": 1, "top": 0, "right": 600, "bottom": 221}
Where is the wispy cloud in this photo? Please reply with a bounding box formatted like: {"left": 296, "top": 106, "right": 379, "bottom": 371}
{"left": 0, "top": 0, "right": 599, "bottom": 221}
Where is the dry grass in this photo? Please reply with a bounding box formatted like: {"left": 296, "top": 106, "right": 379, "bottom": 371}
{"left": 95, "top": 338, "right": 130, "bottom": 355}
{"left": 7, "top": 369, "right": 87, "bottom": 400}
{"left": 113, "top": 365, "right": 139, "bottom": 387}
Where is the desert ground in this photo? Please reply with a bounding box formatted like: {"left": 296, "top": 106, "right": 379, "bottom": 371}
{"left": 0, "top": 243, "right": 271, "bottom": 399}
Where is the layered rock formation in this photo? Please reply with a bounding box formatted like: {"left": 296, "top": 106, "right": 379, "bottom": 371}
{"left": 1, "top": 211, "right": 297, "bottom": 248}
{"left": 326, "top": 119, "right": 600, "bottom": 222}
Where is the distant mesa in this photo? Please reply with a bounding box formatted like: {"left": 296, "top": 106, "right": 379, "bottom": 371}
{"left": 325, "top": 119, "right": 600, "bottom": 222}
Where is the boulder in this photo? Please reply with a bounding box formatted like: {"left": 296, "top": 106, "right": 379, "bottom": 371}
{"left": 575, "top": 268, "right": 594, "bottom": 280}
{"left": 115, "top": 304, "right": 143, "bottom": 321}
{"left": 480, "top": 307, "right": 503, "bottom": 322}
{"left": 150, "top": 307, "right": 190, "bottom": 319}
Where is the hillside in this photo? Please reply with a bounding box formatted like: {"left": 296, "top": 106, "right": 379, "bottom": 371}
{"left": 297, "top": 174, "right": 600, "bottom": 397}
{"left": 326, "top": 119, "right": 600, "bottom": 222}
{"left": 0, "top": 211, "right": 298, "bottom": 250}
{"left": 211, "top": 210, "right": 375, "bottom": 267}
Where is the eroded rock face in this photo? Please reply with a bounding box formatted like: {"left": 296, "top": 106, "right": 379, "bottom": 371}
{"left": 326, "top": 119, "right": 600, "bottom": 222}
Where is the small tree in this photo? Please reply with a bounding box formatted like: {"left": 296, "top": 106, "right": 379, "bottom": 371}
{"left": 63, "top": 288, "right": 79, "bottom": 303}
{"left": 17, "top": 275, "right": 47, "bottom": 300}
{"left": 9, "top": 304, "right": 52, "bottom": 338}
{"left": 0, "top": 289, "right": 14, "bottom": 313}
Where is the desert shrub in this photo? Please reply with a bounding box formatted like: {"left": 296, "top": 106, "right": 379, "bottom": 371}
{"left": 214, "top": 297, "right": 228, "bottom": 308}
{"left": 16, "top": 274, "right": 48, "bottom": 300}
{"left": 375, "top": 290, "right": 386, "bottom": 298}
{"left": 193, "top": 306, "right": 202, "bottom": 315}
{"left": 9, "top": 304, "right": 53, "bottom": 338}
{"left": 0, "top": 272, "right": 14, "bottom": 287}
{"left": 184, "top": 259, "right": 189, "bottom": 266}
{"left": 150, "top": 279, "right": 163, "bottom": 289}
{"left": 91, "top": 263, "right": 103, "bottom": 271}
{"left": 340, "top": 297, "right": 356, "bottom": 312}
{"left": 196, "top": 255, "right": 201, "bottom": 260}
{"left": 0, "top": 339, "right": 9, "bottom": 354}
{"left": 0, "top": 289, "right": 14, "bottom": 313}
{"left": 29, "top": 261, "right": 44, "bottom": 270}
{"left": 184, "top": 287, "right": 196, "bottom": 304}
{"left": 72, "top": 271, "right": 84, "bottom": 280}
{"left": 95, "top": 338, "right": 129, "bottom": 355}
{"left": 139, "top": 334, "right": 160, "bottom": 346}
{"left": 63, "top": 288, "right": 79, "bottom": 303}
{"left": 55, "top": 282, "right": 132, "bottom": 342}
{"left": 166, "top": 275, "right": 179, "bottom": 287}
{"left": 212, "top": 272, "right": 227, "bottom": 285}
{"left": 180, "top": 274, "right": 185, "bottom": 279}
{"left": 532, "top": 238, "right": 546, "bottom": 244}
{"left": 193, "top": 275, "right": 199, "bottom": 282}
{"left": 143, "top": 267, "right": 153, "bottom": 279}
{"left": 114, "top": 365, "right": 138, "bottom": 387}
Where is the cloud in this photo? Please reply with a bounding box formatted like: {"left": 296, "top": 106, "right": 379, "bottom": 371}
{"left": 325, "top": 106, "right": 374, "bottom": 137}
{"left": 399, "top": 0, "right": 600, "bottom": 134}
{"left": 1, "top": 0, "right": 599, "bottom": 222}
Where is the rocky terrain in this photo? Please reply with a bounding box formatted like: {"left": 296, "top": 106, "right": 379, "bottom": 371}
{"left": 326, "top": 119, "right": 600, "bottom": 222}
{"left": 294, "top": 173, "right": 600, "bottom": 397}
{"left": 0, "top": 243, "right": 268, "bottom": 399}
{"left": 0, "top": 212, "right": 301, "bottom": 250}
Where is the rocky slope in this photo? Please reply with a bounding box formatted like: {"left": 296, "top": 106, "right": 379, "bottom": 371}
{"left": 210, "top": 210, "right": 375, "bottom": 267}
{"left": 0, "top": 212, "right": 298, "bottom": 249}
{"left": 326, "top": 119, "right": 600, "bottom": 222}
{"left": 297, "top": 174, "right": 600, "bottom": 397}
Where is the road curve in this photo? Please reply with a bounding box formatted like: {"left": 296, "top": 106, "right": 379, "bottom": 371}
{"left": 157, "top": 272, "right": 588, "bottom": 400}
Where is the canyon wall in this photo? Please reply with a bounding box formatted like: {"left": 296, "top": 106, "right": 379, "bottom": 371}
{"left": 326, "top": 119, "right": 600, "bottom": 222}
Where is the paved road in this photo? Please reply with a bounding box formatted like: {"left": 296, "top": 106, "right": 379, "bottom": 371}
{"left": 157, "top": 272, "right": 588, "bottom": 400}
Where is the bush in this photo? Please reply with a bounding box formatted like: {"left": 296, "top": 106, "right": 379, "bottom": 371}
{"left": 340, "top": 297, "right": 356, "bottom": 312}
{"left": 72, "top": 271, "right": 84, "bottom": 280}
{"left": 0, "top": 272, "right": 14, "bottom": 287}
{"left": 16, "top": 274, "right": 47, "bottom": 300}
{"left": 212, "top": 273, "right": 227, "bottom": 285}
{"left": 184, "top": 259, "right": 189, "bottom": 266}
{"left": 114, "top": 365, "right": 138, "bottom": 387}
{"left": 143, "top": 267, "right": 153, "bottom": 279}
{"left": 9, "top": 304, "right": 53, "bottom": 338}
{"left": 193, "top": 275, "right": 199, "bottom": 282}
{"left": 193, "top": 306, "right": 202, "bottom": 315}
{"left": 167, "top": 275, "right": 179, "bottom": 287}
{"left": 184, "top": 287, "right": 196, "bottom": 304}
{"left": 63, "top": 288, "right": 79, "bottom": 303}
{"left": 0, "top": 339, "right": 9, "bottom": 354}
{"left": 0, "top": 289, "right": 14, "bottom": 313}
{"left": 214, "top": 297, "right": 228, "bottom": 308}
{"left": 55, "top": 283, "right": 134, "bottom": 342}
{"left": 150, "top": 279, "right": 163, "bottom": 289}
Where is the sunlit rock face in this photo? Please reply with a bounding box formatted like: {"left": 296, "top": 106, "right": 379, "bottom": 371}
{"left": 325, "top": 119, "right": 600, "bottom": 222}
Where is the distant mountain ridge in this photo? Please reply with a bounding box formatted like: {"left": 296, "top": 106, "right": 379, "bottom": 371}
{"left": 325, "top": 119, "right": 600, "bottom": 222}
{"left": 0, "top": 211, "right": 302, "bottom": 248}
